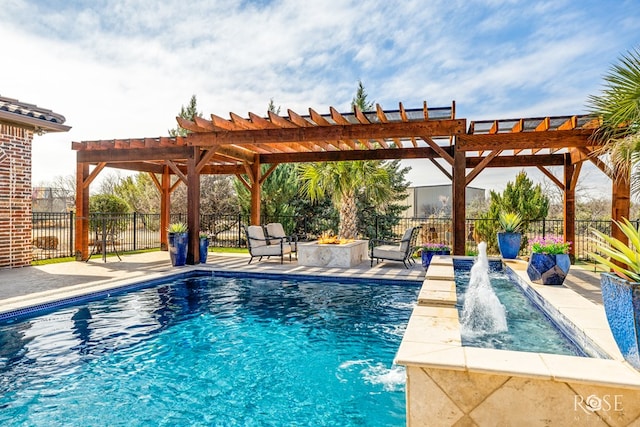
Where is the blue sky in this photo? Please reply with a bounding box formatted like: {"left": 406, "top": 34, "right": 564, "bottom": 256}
{"left": 2, "top": 0, "right": 639, "bottom": 198}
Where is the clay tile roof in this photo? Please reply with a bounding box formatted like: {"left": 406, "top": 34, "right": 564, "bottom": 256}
{"left": 0, "top": 95, "right": 71, "bottom": 133}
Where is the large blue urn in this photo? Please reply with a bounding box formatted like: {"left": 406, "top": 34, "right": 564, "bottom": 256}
{"left": 199, "top": 237, "right": 209, "bottom": 264}
{"left": 497, "top": 232, "right": 521, "bottom": 259}
{"left": 600, "top": 273, "right": 640, "bottom": 370}
{"left": 168, "top": 232, "right": 188, "bottom": 266}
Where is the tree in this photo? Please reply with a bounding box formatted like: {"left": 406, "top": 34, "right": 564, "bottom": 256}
{"left": 236, "top": 163, "right": 300, "bottom": 221}
{"left": 33, "top": 174, "right": 76, "bottom": 211}
{"left": 356, "top": 159, "right": 411, "bottom": 239}
{"left": 172, "top": 175, "right": 238, "bottom": 216}
{"left": 297, "top": 81, "right": 407, "bottom": 238}
{"left": 112, "top": 173, "right": 159, "bottom": 213}
{"left": 474, "top": 171, "right": 549, "bottom": 253}
{"left": 299, "top": 160, "right": 392, "bottom": 238}
{"left": 267, "top": 98, "right": 281, "bottom": 115}
{"left": 96, "top": 171, "right": 123, "bottom": 195}
{"left": 352, "top": 79, "right": 373, "bottom": 111}
{"left": 587, "top": 47, "right": 640, "bottom": 197}
{"left": 88, "top": 194, "right": 130, "bottom": 245}
{"left": 169, "top": 94, "right": 201, "bottom": 137}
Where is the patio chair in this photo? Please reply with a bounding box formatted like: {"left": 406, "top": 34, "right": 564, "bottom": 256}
{"left": 244, "top": 225, "right": 292, "bottom": 264}
{"left": 265, "top": 223, "right": 298, "bottom": 257}
{"left": 369, "top": 226, "right": 420, "bottom": 268}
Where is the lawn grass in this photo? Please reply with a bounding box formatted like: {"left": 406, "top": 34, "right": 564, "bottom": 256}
{"left": 32, "top": 248, "right": 162, "bottom": 266}
{"left": 31, "top": 247, "right": 248, "bottom": 266}
{"left": 210, "top": 247, "right": 248, "bottom": 254}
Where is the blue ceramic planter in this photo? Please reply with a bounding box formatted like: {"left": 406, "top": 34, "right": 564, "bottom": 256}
{"left": 422, "top": 250, "right": 450, "bottom": 269}
{"left": 199, "top": 237, "right": 209, "bottom": 264}
{"left": 526, "top": 253, "right": 570, "bottom": 285}
{"left": 168, "top": 232, "right": 188, "bottom": 266}
{"left": 497, "top": 232, "right": 521, "bottom": 259}
{"left": 600, "top": 273, "right": 640, "bottom": 370}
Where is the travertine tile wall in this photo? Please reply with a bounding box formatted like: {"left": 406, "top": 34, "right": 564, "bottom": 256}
{"left": 406, "top": 365, "right": 640, "bottom": 426}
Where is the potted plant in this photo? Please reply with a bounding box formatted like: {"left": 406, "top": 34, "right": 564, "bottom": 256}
{"left": 497, "top": 211, "right": 523, "bottom": 259}
{"left": 199, "top": 231, "right": 209, "bottom": 264}
{"left": 167, "top": 222, "right": 188, "bottom": 266}
{"left": 526, "top": 236, "right": 571, "bottom": 285}
{"left": 420, "top": 243, "right": 451, "bottom": 270}
{"left": 590, "top": 218, "right": 640, "bottom": 370}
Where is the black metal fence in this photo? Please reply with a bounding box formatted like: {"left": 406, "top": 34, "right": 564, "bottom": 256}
{"left": 31, "top": 212, "right": 634, "bottom": 262}
{"left": 32, "top": 212, "right": 163, "bottom": 261}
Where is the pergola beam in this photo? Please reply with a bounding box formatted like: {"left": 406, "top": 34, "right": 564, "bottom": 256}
{"left": 466, "top": 153, "right": 565, "bottom": 167}
{"left": 77, "top": 146, "right": 192, "bottom": 162}
{"left": 186, "top": 120, "right": 466, "bottom": 146}
{"left": 457, "top": 130, "right": 595, "bottom": 151}
{"left": 260, "top": 146, "right": 451, "bottom": 164}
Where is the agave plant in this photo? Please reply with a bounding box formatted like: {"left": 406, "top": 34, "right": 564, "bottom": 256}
{"left": 590, "top": 218, "right": 640, "bottom": 282}
{"left": 498, "top": 211, "right": 523, "bottom": 233}
{"left": 167, "top": 222, "right": 188, "bottom": 233}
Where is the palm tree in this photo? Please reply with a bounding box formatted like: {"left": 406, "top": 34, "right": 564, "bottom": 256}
{"left": 297, "top": 81, "right": 406, "bottom": 239}
{"left": 587, "top": 47, "right": 640, "bottom": 194}
{"left": 299, "top": 160, "right": 391, "bottom": 239}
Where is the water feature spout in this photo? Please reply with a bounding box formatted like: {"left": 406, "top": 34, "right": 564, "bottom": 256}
{"left": 460, "top": 242, "right": 507, "bottom": 335}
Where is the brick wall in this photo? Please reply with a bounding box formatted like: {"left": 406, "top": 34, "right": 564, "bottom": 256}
{"left": 0, "top": 124, "right": 33, "bottom": 269}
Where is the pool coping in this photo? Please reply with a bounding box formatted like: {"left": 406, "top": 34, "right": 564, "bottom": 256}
{"left": 0, "top": 263, "right": 423, "bottom": 322}
{"left": 395, "top": 256, "right": 640, "bottom": 390}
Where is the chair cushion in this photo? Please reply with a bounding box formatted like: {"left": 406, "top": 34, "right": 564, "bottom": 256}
{"left": 266, "top": 223, "right": 286, "bottom": 245}
{"left": 372, "top": 245, "right": 405, "bottom": 261}
{"left": 399, "top": 228, "right": 414, "bottom": 252}
{"left": 266, "top": 223, "right": 286, "bottom": 238}
{"left": 252, "top": 244, "right": 292, "bottom": 256}
{"left": 247, "top": 225, "right": 267, "bottom": 248}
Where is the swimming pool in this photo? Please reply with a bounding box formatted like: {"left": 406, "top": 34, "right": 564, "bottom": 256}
{"left": 0, "top": 272, "right": 419, "bottom": 426}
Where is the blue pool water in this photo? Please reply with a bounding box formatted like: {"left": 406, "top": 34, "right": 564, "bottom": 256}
{"left": 0, "top": 273, "right": 418, "bottom": 426}
{"left": 454, "top": 261, "right": 583, "bottom": 356}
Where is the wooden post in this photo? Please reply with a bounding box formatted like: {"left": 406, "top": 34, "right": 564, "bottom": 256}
{"left": 75, "top": 161, "right": 89, "bottom": 261}
{"left": 186, "top": 147, "right": 201, "bottom": 264}
{"left": 452, "top": 144, "right": 466, "bottom": 255}
{"left": 160, "top": 165, "right": 170, "bottom": 251}
{"left": 563, "top": 154, "right": 577, "bottom": 263}
{"left": 611, "top": 163, "right": 631, "bottom": 244}
{"left": 250, "top": 157, "right": 261, "bottom": 225}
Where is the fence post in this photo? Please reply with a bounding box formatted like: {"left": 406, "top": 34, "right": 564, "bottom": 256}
{"left": 542, "top": 218, "right": 546, "bottom": 239}
{"left": 69, "top": 211, "right": 74, "bottom": 257}
{"left": 374, "top": 216, "right": 379, "bottom": 240}
{"left": 238, "top": 213, "right": 242, "bottom": 247}
{"left": 133, "top": 212, "right": 137, "bottom": 251}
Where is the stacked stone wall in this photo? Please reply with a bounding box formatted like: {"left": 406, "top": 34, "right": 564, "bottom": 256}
{"left": 0, "top": 124, "right": 33, "bottom": 268}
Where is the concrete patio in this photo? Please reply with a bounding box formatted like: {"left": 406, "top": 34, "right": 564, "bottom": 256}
{"left": 0, "top": 250, "right": 604, "bottom": 315}
{"left": 0, "top": 251, "right": 426, "bottom": 314}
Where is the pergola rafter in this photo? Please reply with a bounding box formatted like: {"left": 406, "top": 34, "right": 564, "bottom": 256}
{"left": 72, "top": 102, "right": 627, "bottom": 265}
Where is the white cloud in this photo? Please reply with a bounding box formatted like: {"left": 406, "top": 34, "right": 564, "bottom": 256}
{"left": 0, "top": 0, "right": 637, "bottom": 197}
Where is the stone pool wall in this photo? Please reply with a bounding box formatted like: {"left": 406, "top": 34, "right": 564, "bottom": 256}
{"left": 395, "top": 257, "right": 640, "bottom": 426}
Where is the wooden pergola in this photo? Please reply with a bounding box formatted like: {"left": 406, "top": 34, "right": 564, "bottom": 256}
{"left": 73, "top": 102, "right": 629, "bottom": 264}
